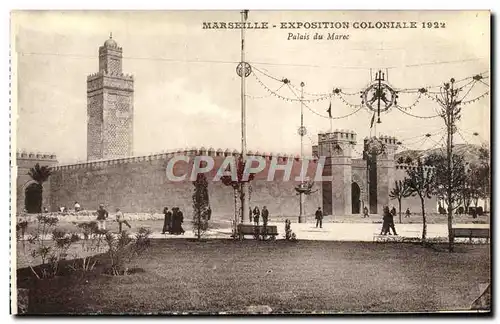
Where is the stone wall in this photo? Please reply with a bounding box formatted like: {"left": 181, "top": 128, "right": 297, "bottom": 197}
{"left": 49, "top": 151, "right": 322, "bottom": 220}
{"left": 15, "top": 152, "right": 58, "bottom": 213}
{"left": 16, "top": 149, "right": 438, "bottom": 219}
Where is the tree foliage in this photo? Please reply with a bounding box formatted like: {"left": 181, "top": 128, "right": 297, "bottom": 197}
{"left": 192, "top": 173, "right": 210, "bottom": 239}
{"left": 406, "top": 159, "right": 435, "bottom": 241}
{"left": 424, "top": 152, "right": 466, "bottom": 211}
{"left": 389, "top": 179, "right": 412, "bottom": 224}
{"left": 28, "top": 163, "right": 52, "bottom": 184}
{"left": 220, "top": 158, "right": 257, "bottom": 229}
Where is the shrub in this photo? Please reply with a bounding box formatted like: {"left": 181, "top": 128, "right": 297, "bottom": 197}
{"left": 26, "top": 218, "right": 80, "bottom": 279}
{"left": 104, "top": 227, "right": 152, "bottom": 276}
{"left": 68, "top": 221, "right": 106, "bottom": 273}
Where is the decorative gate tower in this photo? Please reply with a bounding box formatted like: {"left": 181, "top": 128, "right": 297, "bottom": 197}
{"left": 87, "top": 34, "right": 134, "bottom": 161}
{"left": 317, "top": 129, "right": 356, "bottom": 216}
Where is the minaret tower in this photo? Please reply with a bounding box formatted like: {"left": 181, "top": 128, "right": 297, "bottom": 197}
{"left": 87, "top": 34, "right": 134, "bottom": 161}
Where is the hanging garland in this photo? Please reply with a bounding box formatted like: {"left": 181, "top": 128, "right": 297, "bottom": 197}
{"left": 251, "top": 71, "right": 332, "bottom": 103}
{"left": 249, "top": 63, "right": 489, "bottom": 122}
{"left": 395, "top": 92, "right": 422, "bottom": 110}
{"left": 396, "top": 106, "right": 440, "bottom": 119}
{"left": 245, "top": 83, "right": 286, "bottom": 99}
{"left": 461, "top": 91, "right": 489, "bottom": 105}
{"left": 286, "top": 84, "right": 362, "bottom": 120}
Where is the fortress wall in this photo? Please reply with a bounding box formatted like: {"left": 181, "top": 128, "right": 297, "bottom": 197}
{"left": 49, "top": 153, "right": 322, "bottom": 219}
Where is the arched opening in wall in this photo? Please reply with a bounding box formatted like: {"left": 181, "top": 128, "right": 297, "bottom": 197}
{"left": 351, "top": 182, "right": 361, "bottom": 214}
{"left": 25, "top": 183, "right": 42, "bottom": 213}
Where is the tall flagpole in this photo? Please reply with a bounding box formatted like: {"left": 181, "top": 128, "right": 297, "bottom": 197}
{"left": 298, "top": 82, "right": 305, "bottom": 223}
{"left": 240, "top": 10, "right": 249, "bottom": 225}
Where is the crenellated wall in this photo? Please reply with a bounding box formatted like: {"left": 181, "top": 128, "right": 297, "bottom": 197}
{"left": 49, "top": 148, "right": 322, "bottom": 219}
{"left": 15, "top": 151, "right": 58, "bottom": 213}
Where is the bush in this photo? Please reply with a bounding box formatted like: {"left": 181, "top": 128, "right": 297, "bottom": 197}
{"left": 68, "top": 221, "right": 107, "bottom": 272}
{"left": 27, "top": 221, "right": 80, "bottom": 279}
{"left": 104, "top": 227, "right": 152, "bottom": 276}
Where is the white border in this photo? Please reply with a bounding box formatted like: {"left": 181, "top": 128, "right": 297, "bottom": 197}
{"left": 2, "top": 1, "right": 497, "bottom": 323}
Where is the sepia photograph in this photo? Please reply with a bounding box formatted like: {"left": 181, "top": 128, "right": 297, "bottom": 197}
{"left": 10, "top": 10, "right": 491, "bottom": 314}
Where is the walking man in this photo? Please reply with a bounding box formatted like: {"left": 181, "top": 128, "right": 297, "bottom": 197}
{"left": 115, "top": 208, "right": 131, "bottom": 233}
{"left": 96, "top": 204, "right": 108, "bottom": 231}
{"left": 387, "top": 206, "right": 398, "bottom": 235}
{"left": 315, "top": 207, "right": 323, "bottom": 228}
{"left": 363, "top": 206, "right": 369, "bottom": 218}
{"left": 405, "top": 208, "right": 411, "bottom": 218}
{"left": 380, "top": 206, "right": 391, "bottom": 235}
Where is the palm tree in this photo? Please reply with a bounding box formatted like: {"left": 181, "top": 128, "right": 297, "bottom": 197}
{"left": 27, "top": 163, "right": 52, "bottom": 213}
{"left": 28, "top": 163, "right": 52, "bottom": 184}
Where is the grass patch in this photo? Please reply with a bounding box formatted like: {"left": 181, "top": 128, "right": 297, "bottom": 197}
{"left": 17, "top": 240, "right": 490, "bottom": 314}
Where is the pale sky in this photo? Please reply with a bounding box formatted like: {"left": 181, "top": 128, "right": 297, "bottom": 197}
{"left": 12, "top": 11, "right": 490, "bottom": 163}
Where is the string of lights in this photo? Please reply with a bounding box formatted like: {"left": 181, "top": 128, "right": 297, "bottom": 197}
{"left": 395, "top": 106, "right": 440, "bottom": 119}
{"left": 457, "top": 80, "right": 478, "bottom": 102}
{"left": 251, "top": 71, "right": 332, "bottom": 103}
{"left": 252, "top": 63, "right": 489, "bottom": 111}
{"left": 250, "top": 62, "right": 488, "bottom": 134}
{"left": 246, "top": 83, "right": 286, "bottom": 99}
{"left": 398, "top": 128, "right": 447, "bottom": 143}
{"left": 461, "top": 91, "right": 489, "bottom": 105}
{"left": 393, "top": 72, "right": 488, "bottom": 93}
{"left": 337, "top": 93, "right": 364, "bottom": 109}
{"left": 403, "top": 134, "right": 435, "bottom": 147}
{"left": 395, "top": 93, "right": 423, "bottom": 110}
{"left": 456, "top": 128, "right": 474, "bottom": 147}
{"left": 457, "top": 128, "right": 487, "bottom": 144}
{"left": 422, "top": 132, "right": 447, "bottom": 153}
{"left": 286, "top": 84, "right": 363, "bottom": 120}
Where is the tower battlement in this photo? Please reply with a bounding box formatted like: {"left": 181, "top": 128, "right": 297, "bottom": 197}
{"left": 87, "top": 72, "right": 134, "bottom": 81}
{"left": 16, "top": 151, "right": 57, "bottom": 161}
{"left": 318, "top": 129, "right": 357, "bottom": 144}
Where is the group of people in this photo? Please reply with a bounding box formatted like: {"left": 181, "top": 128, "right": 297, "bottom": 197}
{"left": 380, "top": 206, "right": 398, "bottom": 235}
{"left": 94, "top": 204, "right": 131, "bottom": 233}
{"left": 90, "top": 202, "right": 413, "bottom": 236}
{"left": 57, "top": 201, "right": 83, "bottom": 213}
{"left": 363, "top": 206, "right": 411, "bottom": 219}
{"left": 161, "top": 207, "right": 185, "bottom": 235}
{"left": 249, "top": 206, "right": 269, "bottom": 225}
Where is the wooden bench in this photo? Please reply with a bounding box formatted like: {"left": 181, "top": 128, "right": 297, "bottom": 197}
{"left": 451, "top": 227, "right": 490, "bottom": 243}
{"left": 237, "top": 224, "right": 278, "bottom": 240}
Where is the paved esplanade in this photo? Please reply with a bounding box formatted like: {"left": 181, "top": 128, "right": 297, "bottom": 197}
{"left": 150, "top": 222, "right": 489, "bottom": 241}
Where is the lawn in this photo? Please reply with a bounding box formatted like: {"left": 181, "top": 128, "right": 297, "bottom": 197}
{"left": 17, "top": 240, "right": 490, "bottom": 314}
